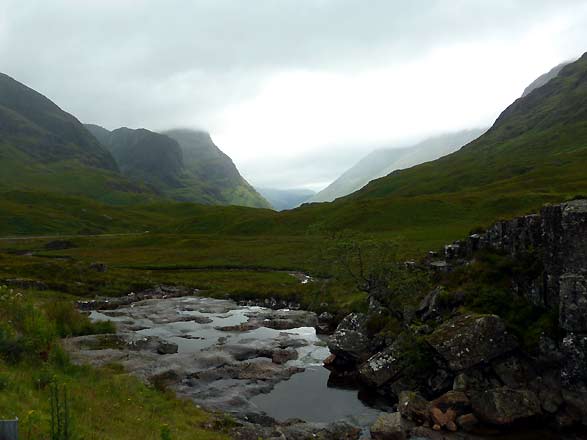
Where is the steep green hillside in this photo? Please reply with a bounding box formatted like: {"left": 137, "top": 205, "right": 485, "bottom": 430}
{"left": 0, "top": 74, "right": 152, "bottom": 204}
{"left": 262, "top": 53, "right": 587, "bottom": 249}
{"left": 163, "top": 129, "right": 270, "bottom": 208}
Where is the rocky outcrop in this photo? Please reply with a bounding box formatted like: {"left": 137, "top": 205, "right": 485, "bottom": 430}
{"left": 426, "top": 314, "right": 518, "bottom": 371}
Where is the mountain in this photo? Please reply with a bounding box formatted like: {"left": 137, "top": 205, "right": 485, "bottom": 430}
{"left": 257, "top": 187, "right": 316, "bottom": 211}
{"left": 85, "top": 125, "right": 185, "bottom": 190}
{"left": 86, "top": 125, "right": 270, "bottom": 208}
{"left": 522, "top": 61, "right": 570, "bottom": 97}
{"left": 163, "top": 129, "right": 271, "bottom": 208}
{"left": 0, "top": 73, "right": 150, "bottom": 204}
{"left": 310, "top": 129, "right": 486, "bottom": 203}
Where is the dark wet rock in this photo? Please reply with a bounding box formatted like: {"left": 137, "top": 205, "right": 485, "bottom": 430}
{"left": 89, "top": 262, "right": 108, "bottom": 272}
{"left": 452, "top": 367, "right": 502, "bottom": 397}
{"left": 44, "top": 239, "right": 75, "bottom": 250}
{"left": 398, "top": 391, "right": 429, "bottom": 424}
{"left": 317, "top": 312, "right": 337, "bottom": 334}
{"left": 426, "top": 314, "right": 518, "bottom": 371}
{"left": 358, "top": 344, "right": 403, "bottom": 387}
{"left": 157, "top": 341, "right": 178, "bottom": 355}
{"left": 189, "top": 360, "right": 303, "bottom": 383}
{"left": 427, "top": 369, "right": 454, "bottom": 396}
{"left": 471, "top": 387, "right": 541, "bottom": 425}
{"left": 456, "top": 413, "right": 478, "bottom": 432}
{"left": 430, "top": 391, "right": 471, "bottom": 419}
{"left": 216, "top": 323, "right": 260, "bottom": 332}
{"left": 327, "top": 313, "right": 372, "bottom": 364}
{"left": 370, "top": 412, "right": 411, "bottom": 440}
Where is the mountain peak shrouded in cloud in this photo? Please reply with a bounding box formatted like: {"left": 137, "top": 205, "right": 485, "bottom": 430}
{"left": 1, "top": 1, "right": 587, "bottom": 189}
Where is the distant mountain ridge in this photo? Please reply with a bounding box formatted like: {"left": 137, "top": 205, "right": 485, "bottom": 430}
{"left": 85, "top": 125, "right": 270, "bottom": 208}
{"left": 310, "top": 128, "right": 486, "bottom": 203}
{"left": 257, "top": 187, "right": 315, "bottom": 211}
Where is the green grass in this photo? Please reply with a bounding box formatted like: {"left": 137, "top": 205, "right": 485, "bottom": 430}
{"left": 0, "top": 284, "right": 227, "bottom": 440}
{"left": 0, "top": 362, "right": 228, "bottom": 440}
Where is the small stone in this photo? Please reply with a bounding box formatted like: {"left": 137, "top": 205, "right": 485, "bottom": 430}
{"left": 323, "top": 353, "right": 336, "bottom": 366}
{"left": 430, "top": 407, "right": 456, "bottom": 430}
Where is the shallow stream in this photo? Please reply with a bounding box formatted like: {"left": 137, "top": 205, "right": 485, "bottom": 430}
{"left": 82, "top": 296, "right": 384, "bottom": 429}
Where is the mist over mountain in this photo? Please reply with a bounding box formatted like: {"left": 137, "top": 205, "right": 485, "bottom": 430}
{"left": 257, "top": 187, "right": 316, "bottom": 211}
{"left": 309, "top": 128, "right": 486, "bottom": 203}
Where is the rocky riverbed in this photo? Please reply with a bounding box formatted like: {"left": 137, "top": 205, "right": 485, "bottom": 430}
{"left": 65, "top": 295, "right": 385, "bottom": 438}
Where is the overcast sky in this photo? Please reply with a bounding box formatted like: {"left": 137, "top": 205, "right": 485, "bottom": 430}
{"left": 1, "top": 1, "right": 586, "bottom": 190}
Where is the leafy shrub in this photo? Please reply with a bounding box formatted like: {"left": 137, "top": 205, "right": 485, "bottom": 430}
{"left": 0, "top": 286, "right": 56, "bottom": 362}
{"left": 44, "top": 301, "right": 115, "bottom": 337}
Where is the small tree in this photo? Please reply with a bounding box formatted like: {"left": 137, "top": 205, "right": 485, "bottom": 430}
{"left": 325, "top": 233, "right": 399, "bottom": 313}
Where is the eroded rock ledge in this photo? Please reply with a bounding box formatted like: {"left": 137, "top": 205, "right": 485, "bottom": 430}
{"left": 326, "top": 199, "right": 587, "bottom": 438}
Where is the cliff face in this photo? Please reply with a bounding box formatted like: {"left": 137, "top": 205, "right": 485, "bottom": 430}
{"left": 442, "top": 199, "right": 587, "bottom": 393}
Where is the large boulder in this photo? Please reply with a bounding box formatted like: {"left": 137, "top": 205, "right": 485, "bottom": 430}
{"left": 327, "top": 313, "right": 372, "bottom": 364}
{"left": 358, "top": 344, "right": 402, "bottom": 387}
{"left": 471, "top": 387, "right": 541, "bottom": 425}
{"left": 426, "top": 314, "right": 518, "bottom": 371}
